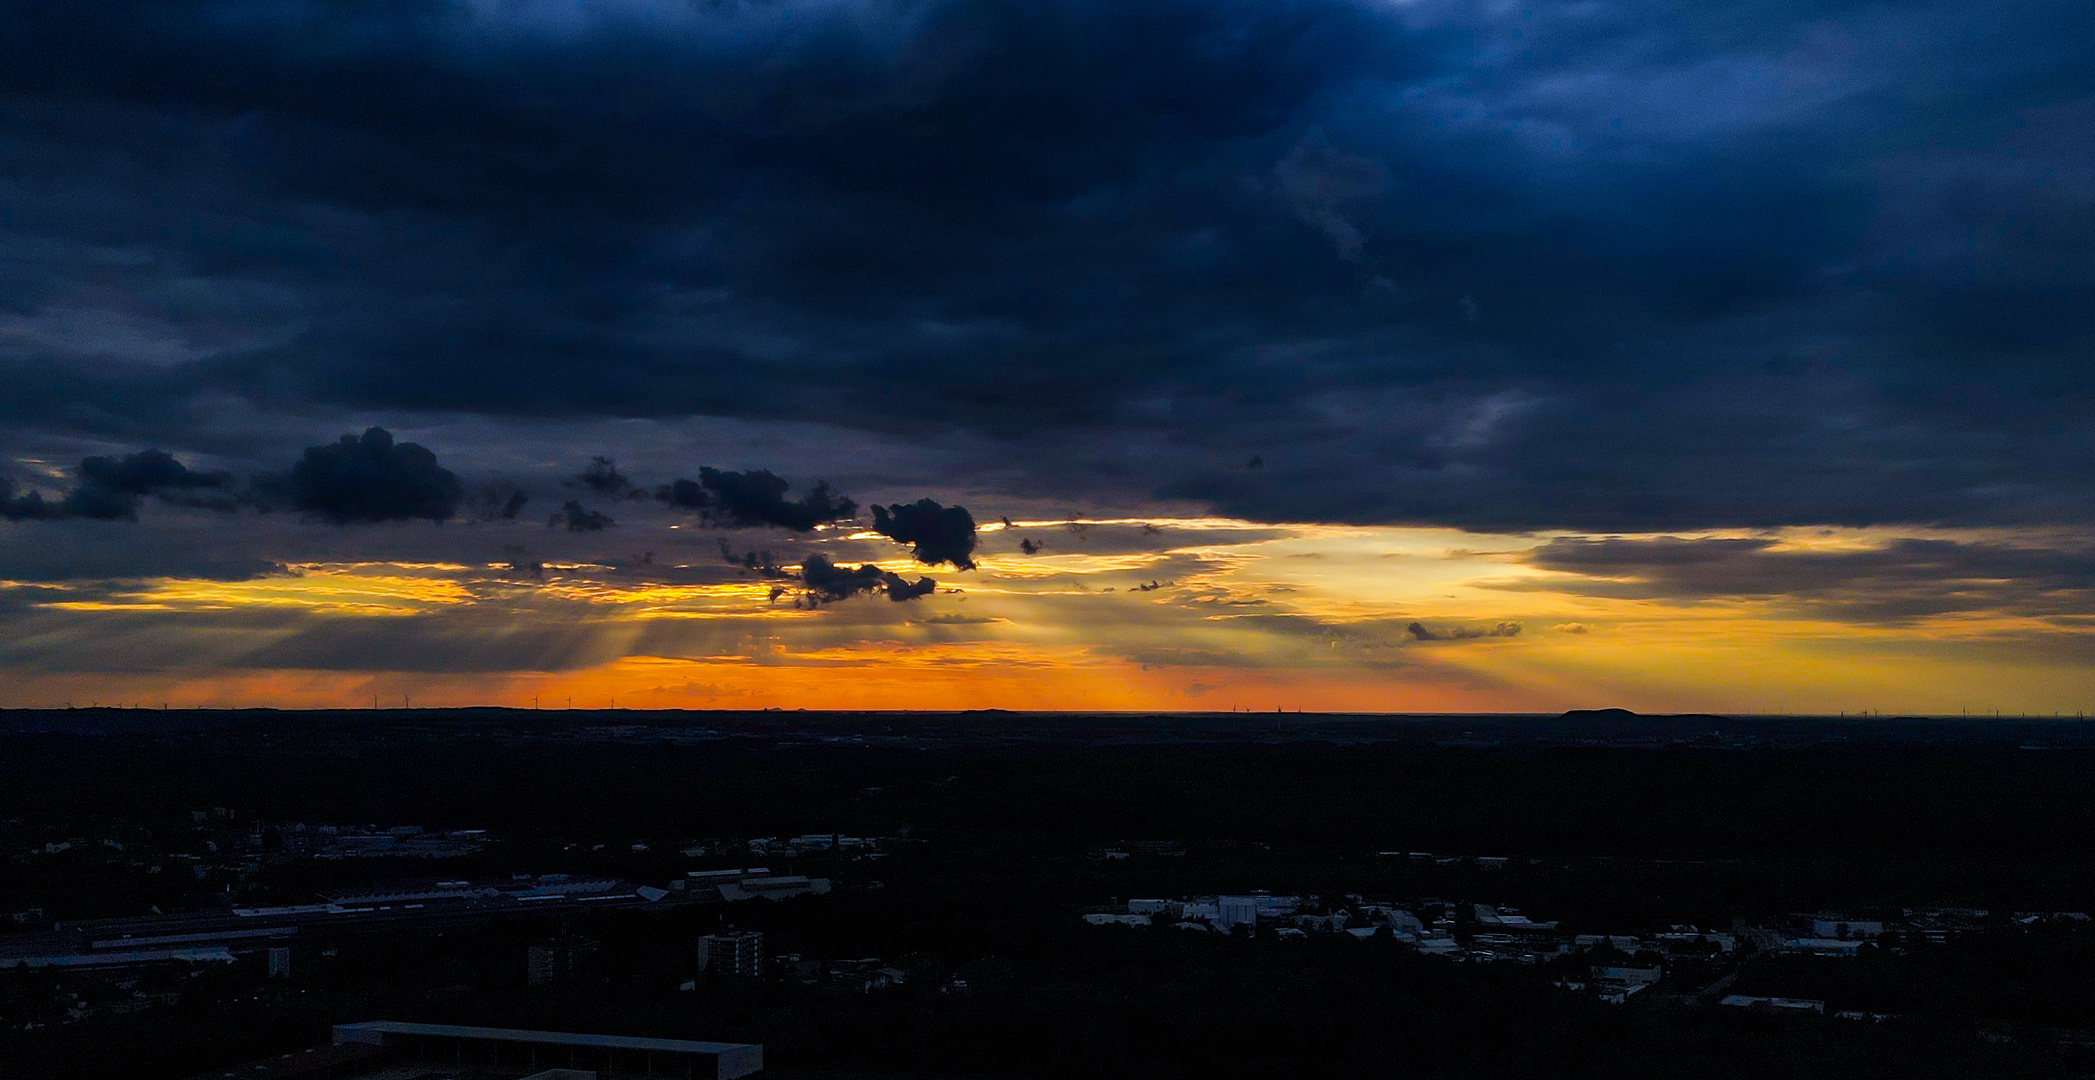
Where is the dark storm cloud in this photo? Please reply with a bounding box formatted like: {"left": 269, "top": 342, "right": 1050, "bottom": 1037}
{"left": 871, "top": 499, "right": 978, "bottom": 570}
{"left": 268, "top": 428, "right": 464, "bottom": 524}
{"left": 655, "top": 468, "right": 855, "bottom": 531}
{"left": 1512, "top": 536, "right": 2095, "bottom": 624}
{"left": 0, "top": 0, "right": 2090, "bottom": 532}
{"left": 799, "top": 554, "right": 937, "bottom": 605}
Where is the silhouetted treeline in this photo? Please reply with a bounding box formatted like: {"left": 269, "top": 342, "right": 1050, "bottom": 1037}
{"left": 5, "top": 714, "right": 2095, "bottom": 862}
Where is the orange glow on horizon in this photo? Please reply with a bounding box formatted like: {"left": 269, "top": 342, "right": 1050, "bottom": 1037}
{"left": 3, "top": 523, "right": 2093, "bottom": 715}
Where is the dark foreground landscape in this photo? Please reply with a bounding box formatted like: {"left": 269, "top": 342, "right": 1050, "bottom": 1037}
{"left": 7, "top": 708, "right": 2095, "bottom": 1079}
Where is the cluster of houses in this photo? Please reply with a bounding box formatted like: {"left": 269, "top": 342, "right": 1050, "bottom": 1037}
{"left": 675, "top": 867, "right": 833, "bottom": 904}
{"left": 1080, "top": 893, "right": 2095, "bottom": 1012}
{"left": 688, "top": 932, "right": 952, "bottom": 996}
{"left": 1084, "top": 895, "right": 1572, "bottom": 960}
{"left": 731, "top": 835, "right": 889, "bottom": 856}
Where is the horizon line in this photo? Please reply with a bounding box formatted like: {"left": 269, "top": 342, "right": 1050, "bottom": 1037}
{"left": 2, "top": 706, "right": 2086, "bottom": 721}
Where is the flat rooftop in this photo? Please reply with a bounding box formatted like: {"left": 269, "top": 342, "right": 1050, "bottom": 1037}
{"left": 334, "top": 1021, "right": 763, "bottom": 1077}
{"left": 185, "top": 1042, "right": 392, "bottom": 1080}
{"left": 335, "top": 1021, "right": 756, "bottom": 1056}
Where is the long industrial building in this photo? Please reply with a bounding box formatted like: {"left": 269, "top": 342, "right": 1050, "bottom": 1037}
{"left": 333, "top": 1022, "right": 763, "bottom": 1079}
{"left": 0, "top": 876, "right": 672, "bottom": 973}
{"left": 185, "top": 1022, "right": 763, "bottom": 1080}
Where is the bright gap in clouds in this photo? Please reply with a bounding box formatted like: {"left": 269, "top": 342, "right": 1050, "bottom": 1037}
{"left": 3, "top": 521, "right": 2091, "bottom": 715}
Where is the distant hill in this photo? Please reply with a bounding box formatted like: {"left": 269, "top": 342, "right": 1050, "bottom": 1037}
{"left": 1559, "top": 708, "right": 1731, "bottom": 724}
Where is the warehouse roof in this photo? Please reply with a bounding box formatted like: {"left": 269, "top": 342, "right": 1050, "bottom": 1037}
{"left": 334, "top": 1021, "right": 756, "bottom": 1055}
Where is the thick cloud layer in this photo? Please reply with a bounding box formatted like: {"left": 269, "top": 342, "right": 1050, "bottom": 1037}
{"left": 0, "top": 0, "right": 2087, "bottom": 535}
{"left": 1513, "top": 536, "right": 2095, "bottom": 625}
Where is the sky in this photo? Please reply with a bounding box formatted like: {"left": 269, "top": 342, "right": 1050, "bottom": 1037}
{"left": 0, "top": 0, "right": 2090, "bottom": 714}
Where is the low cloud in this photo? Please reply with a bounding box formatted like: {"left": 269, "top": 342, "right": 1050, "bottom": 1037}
{"left": 1275, "top": 129, "right": 1388, "bottom": 264}
{"left": 569, "top": 456, "right": 635, "bottom": 498}
{"left": 502, "top": 544, "right": 545, "bottom": 580}
{"left": 0, "top": 528, "right": 288, "bottom": 583}
{"left": 68, "top": 450, "right": 238, "bottom": 519}
{"left": 656, "top": 477, "right": 708, "bottom": 511}
{"left": 234, "top": 613, "right": 626, "bottom": 673}
{"left": 0, "top": 476, "right": 63, "bottom": 521}
{"left": 800, "top": 554, "right": 937, "bottom": 604}
{"left": 655, "top": 467, "right": 856, "bottom": 531}
{"left": 719, "top": 540, "right": 791, "bottom": 579}
{"left": 4, "top": 450, "right": 235, "bottom": 521}
{"left": 268, "top": 428, "right": 464, "bottom": 525}
{"left": 872, "top": 498, "right": 979, "bottom": 570}
{"left": 1406, "top": 621, "right": 1522, "bottom": 641}
{"left": 469, "top": 478, "right": 531, "bottom": 522}
{"left": 549, "top": 500, "right": 615, "bottom": 532}
{"left": 1513, "top": 535, "right": 2095, "bottom": 623}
